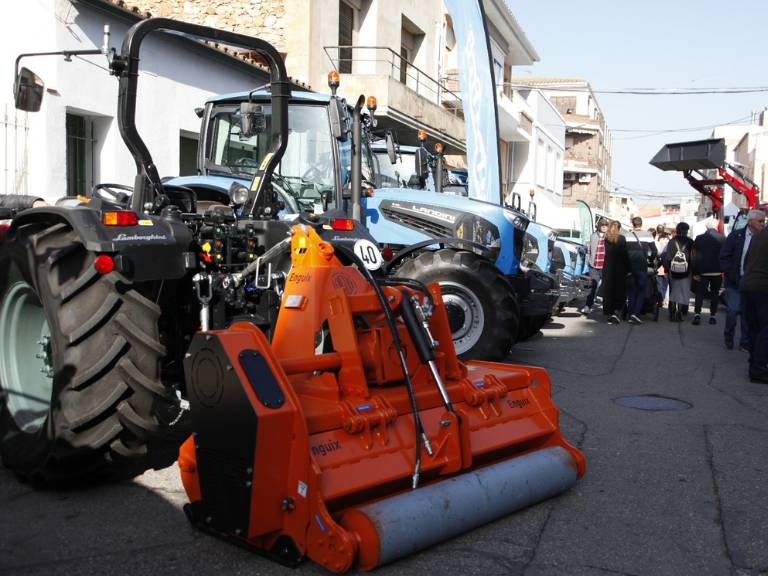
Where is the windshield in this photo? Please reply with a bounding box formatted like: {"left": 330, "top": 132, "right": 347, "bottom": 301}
{"left": 207, "top": 103, "right": 337, "bottom": 213}
{"left": 374, "top": 152, "right": 404, "bottom": 187}
{"left": 375, "top": 150, "right": 436, "bottom": 190}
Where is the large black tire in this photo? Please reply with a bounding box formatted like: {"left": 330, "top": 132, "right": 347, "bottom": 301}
{"left": 394, "top": 249, "right": 519, "bottom": 361}
{"left": 0, "top": 223, "right": 175, "bottom": 485}
{"left": 517, "top": 314, "right": 550, "bottom": 342}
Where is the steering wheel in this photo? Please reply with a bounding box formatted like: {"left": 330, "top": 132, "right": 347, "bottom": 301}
{"left": 235, "top": 157, "right": 259, "bottom": 167}
{"left": 271, "top": 178, "right": 301, "bottom": 214}
{"left": 301, "top": 164, "right": 331, "bottom": 184}
{"left": 90, "top": 183, "right": 133, "bottom": 204}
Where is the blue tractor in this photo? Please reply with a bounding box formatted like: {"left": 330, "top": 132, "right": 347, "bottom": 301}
{"left": 167, "top": 85, "right": 559, "bottom": 360}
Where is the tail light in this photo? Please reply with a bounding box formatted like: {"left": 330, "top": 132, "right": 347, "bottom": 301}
{"left": 103, "top": 211, "right": 138, "bottom": 226}
{"left": 330, "top": 218, "right": 355, "bottom": 231}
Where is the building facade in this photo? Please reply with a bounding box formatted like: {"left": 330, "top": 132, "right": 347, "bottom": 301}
{"left": 128, "top": 0, "right": 565, "bottom": 210}
{"left": 1, "top": 0, "right": 276, "bottom": 201}
{"left": 509, "top": 78, "right": 612, "bottom": 213}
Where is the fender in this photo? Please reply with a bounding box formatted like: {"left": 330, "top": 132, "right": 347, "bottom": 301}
{"left": 10, "top": 205, "right": 194, "bottom": 282}
{"left": 382, "top": 237, "right": 495, "bottom": 274}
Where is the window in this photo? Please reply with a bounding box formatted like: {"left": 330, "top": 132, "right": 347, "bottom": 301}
{"left": 536, "top": 138, "right": 546, "bottom": 188}
{"left": 179, "top": 134, "right": 198, "bottom": 176}
{"left": 338, "top": 1, "right": 354, "bottom": 73}
{"left": 400, "top": 44, "right": 410, "bottom": 84}
{"left": 400, "top": 16, "right": 425, "bottom": 90}
{"left": 546, "top": 145, "right": 554, "bottom": 191}
{"left": 66, "top": 113, "right": 87, "bottom": 196}
{"left": 206, "top": 103, "right": 339, "bottom": 213}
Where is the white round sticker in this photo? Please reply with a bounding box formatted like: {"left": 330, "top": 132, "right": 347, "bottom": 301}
{"left": 353, "top": 238, "right": 383, "bottom": 271}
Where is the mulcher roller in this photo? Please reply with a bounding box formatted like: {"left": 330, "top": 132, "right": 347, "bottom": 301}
{"left": 178, "top": 224, "right": 585, "bottom": 573}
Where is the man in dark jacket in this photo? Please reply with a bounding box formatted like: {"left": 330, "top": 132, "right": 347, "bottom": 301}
{"left": 741, "top": 224, "right": 768, "bottom": 383}
{"left": 623, "top": 216, "right": 658, "bottom": 324}
{"left": 720, "top": 209, "right": 766, "bottom": 349}
{"left": 691, "top": 220, "right": 724, "bottom": 325}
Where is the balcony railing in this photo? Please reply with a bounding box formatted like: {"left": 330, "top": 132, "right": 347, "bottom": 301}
{"left": 323, "top": 45, "right": 463, "bottom": 116}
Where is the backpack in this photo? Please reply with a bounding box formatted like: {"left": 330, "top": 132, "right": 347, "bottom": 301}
{"left": 627, "top": 232, "right": 649, "bottom": 273}
{"left": 669, "top": 240, "right": 689, "bottom": 275}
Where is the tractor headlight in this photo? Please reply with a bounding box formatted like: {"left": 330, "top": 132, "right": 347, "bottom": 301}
{"left": 502, "top": 208, "right": 529, "bottom": 232}
{"left": 230, "top": 183, "right": 250, "bottom": 206}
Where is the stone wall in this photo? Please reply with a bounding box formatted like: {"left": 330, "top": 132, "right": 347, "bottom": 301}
{"left": 132, "top": 0, "right": 288, "bottom": 52}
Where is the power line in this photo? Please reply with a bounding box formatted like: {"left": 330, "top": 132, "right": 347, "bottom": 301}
{"left": 598, "top": 87, "right": 768, "bottom": 95}
{"left": 612, "top": 114, "right": 755, "bottom": 141}
{"left": 612, "top": 180, "right": 697, "bottom": 199}
{"left": 612, "top": 114, "right": 754, "bottom": 133}
{"left": 509, "top": 83, "right": 768, "bottom": 95}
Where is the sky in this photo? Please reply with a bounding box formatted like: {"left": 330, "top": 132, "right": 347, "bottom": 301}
{"left": 509, "top": 0, "right": 768, "bottom": 206}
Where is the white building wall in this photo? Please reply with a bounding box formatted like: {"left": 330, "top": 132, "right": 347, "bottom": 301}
{"left": 504, "top": 89, "right": 565, "bottom": 223}
{"left": 1, "top": 1, "right": 270, "bottom": 202}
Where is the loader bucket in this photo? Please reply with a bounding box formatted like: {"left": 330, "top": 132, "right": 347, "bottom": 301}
{"left": 178, "top": 225, "right": 585, "bottom": 573}
{"left": 649, "top": 138, "right": 726, "bottom": 171}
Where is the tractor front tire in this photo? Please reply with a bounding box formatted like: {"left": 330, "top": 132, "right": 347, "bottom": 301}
{"left": 395, "top": 249, "right": 519, "bottom": 361}
{"left": 0, "top": 223, "right": 173, "bottom": 485}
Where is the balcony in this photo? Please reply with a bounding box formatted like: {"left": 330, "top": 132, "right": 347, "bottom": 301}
{"left": 324, "top": 46, "right": 466, "bottom": 151}
{"left": 496, "top": 83, "right": 534, "bottom": 142}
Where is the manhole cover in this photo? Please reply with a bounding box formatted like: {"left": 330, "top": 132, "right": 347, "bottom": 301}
{"left": 614, "top": 394, "right": 692, "bottom": 412}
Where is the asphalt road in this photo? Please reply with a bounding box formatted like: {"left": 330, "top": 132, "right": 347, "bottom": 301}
{"left": 2, "top": 307, "right": 767, "bottom": 576}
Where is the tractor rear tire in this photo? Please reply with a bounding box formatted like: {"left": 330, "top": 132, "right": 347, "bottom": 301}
{"left": 394, "top": 249, "right": 519, "bottom": 361}
{"left": 0, "top": 223, "right": 175, "bottom": 485}
{"left": 517, "top": 314, "right": 551, "bottom": 342}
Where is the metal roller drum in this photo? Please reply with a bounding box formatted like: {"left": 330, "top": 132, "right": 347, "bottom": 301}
{"left": 340, "top": 446, "right": 580, "bottom": 570}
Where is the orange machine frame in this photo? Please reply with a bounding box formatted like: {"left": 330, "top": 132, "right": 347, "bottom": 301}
{"left": 179, "top": 224, "right": 585, "bottom": 572}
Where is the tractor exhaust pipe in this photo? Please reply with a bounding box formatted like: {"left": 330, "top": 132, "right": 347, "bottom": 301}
{"left": 341, "top": 446, "right": 579, "bottom": 571}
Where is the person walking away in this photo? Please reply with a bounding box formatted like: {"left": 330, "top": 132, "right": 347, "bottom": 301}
{"left": 691, "top": 219, "right": 725, "bottom": 325}
{"left": 740, "top": 224, "right": 768, "bottom": 383}
{"left": 664, "top": 222, "right": 693, "bottom": 322}
{"left": 720, "top": 209, "right": 766, "bottom": 350}
{"left": 624, "top": 216, "right": 658, "bottom": 324}
{"left": 602, "top": 220, "right": 630, "bottom": 324}
{"left": 655, "top": 225, "right": 670, "bottom": 308}
{"left": 582, "top": 218, "right": 608, "bottom": 315}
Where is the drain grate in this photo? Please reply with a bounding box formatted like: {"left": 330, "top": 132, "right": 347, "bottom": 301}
{"left": 614, "top": 394, "right": 692, "bottom": 412}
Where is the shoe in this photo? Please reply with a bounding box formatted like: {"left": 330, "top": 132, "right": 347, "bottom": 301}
{"left": 709, "top": 317, "right": 717, "bottom": 325}
{"left": 725, "top": 338, "right": 734, "bottom": 350}
{"left": 692, "top": 314, "right": 701, "bottom": 325}
{"left": 628, "top": 314, "right": 643, "bottom": 325}
{"left": 739, "top": 345, "right": 750, "bottom": 353}
{"left": 749, "top": 374, "right": 768, "bottom": 384}
{"left": 580, "top": 306, "right": 591, "bottom": 315}
{"left": 675, "top": 311, "right": 683, "bottom": 322}
{"left": 607, "top": 314, "right": 621, "bottom": 324}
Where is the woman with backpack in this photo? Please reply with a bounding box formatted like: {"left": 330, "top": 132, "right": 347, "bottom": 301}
{"left": 664, "top": 221, "right": 693, "bottom": 322}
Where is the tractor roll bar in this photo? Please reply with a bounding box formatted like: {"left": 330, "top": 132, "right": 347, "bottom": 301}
{"left": 112, "top": 18, "right": 289, "bottom": 215}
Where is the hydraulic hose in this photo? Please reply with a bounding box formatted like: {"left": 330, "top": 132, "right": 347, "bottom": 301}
{"left": 334, "top": 245, "right": 430, "bottom": 489}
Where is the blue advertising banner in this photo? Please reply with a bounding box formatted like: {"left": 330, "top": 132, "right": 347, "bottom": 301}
{"left": 443, "top": 0, "right": 501, "bottom": 204}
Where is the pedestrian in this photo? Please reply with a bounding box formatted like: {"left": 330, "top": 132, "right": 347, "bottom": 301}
{"left": 624, "top": 216, "right": 658, "bottom": 324}
{"left": 0, "top": 194, "right": 45, "bottom": 213}
{"left": 602, "top": 220, "right": 630, "bottom": 324}
{"left": 663, "top": 221, "right": 693, "bottom": 322}
{"left": 655, "top": 225, "right": 670, "bottom": 307}
{"left": 691, "top": 219, "right": 725, "bottom": 325}
{"left": 720, "top": 209, "right": 766, "bottom": 350}
{"left": 581, "top": 218, "right": 608, "bottom": 315}
{"left": 740, "top": 223, "right": 768, "bottom": 383}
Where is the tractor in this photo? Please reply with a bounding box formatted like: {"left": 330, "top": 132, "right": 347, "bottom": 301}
{"left": 167, "top": 78, "right": 560, "bottom": 360}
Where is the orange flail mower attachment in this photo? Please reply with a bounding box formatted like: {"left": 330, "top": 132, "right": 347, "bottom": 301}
{"left": 179, "top": 224, "right": 585, "bottom": 572}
